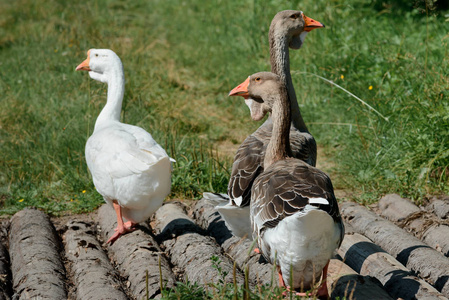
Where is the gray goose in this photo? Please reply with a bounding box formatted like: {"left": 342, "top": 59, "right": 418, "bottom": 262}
{"left": 205, "top": 10, "right": 324, "bottom": 239}
{"left": 230, "top": 72, "right": 344, "bottom": 299}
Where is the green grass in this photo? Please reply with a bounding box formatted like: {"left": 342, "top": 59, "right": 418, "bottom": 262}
{"left": 1, "top": 0, "right": 448, "bottom": 215}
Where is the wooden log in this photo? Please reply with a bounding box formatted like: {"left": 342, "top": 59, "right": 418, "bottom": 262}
{"left": 0, "top": 241, "right": 11, "bottom": 300}
{"left": 97, "top": 204, "right": 175, "bottom": 299}
{"left": 341, "top": 202, "right": 449, "bottom": 298}
{"left": 327, "top": 259, "right": 394, "bottom": 300}
{"left": 378, "top": 194, "right": 449, "bottom": 257}
{"left": 63, "top": 220, "right": 128, "bottom": 300}
{"left": 427, "top": 195, "right": 449, "bottom": 219}
{"left": 422, "top": 225, "right": 449, "bottom": 257}
{"left": 192, "top": 199, "right": 276, "bottom": 287}
{"left": 378, "top": 193, "right": 420, "bottom": 222}
{"left": 9, "top": 208, "right": 67, "bottom": 300}
{"left": 338, "top": 231, "right": 446, "bottom": 300}
{"left": 153, "top": 202, "right": 244, "bottom": 286}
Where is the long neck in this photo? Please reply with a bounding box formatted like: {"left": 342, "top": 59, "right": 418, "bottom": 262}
{"left": 264, "top": 88, "right": 292, "bottom": 168}
{"left": 94, "top": 68, "right": 125, "bottom": 131}
{"left": 269, "top": 30, "right": 309, "bottom": 133}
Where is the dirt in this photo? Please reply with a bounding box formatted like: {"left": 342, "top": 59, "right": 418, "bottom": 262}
{"left": 0, "top": 194, "right": 448, "bottom": 299}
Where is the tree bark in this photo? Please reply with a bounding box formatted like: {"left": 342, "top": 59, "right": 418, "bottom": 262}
{"left": 378, "top": 194, "right": 449, "bottom": 257}
{"left": 153, "top": 202, "right": 244, "bottom": 286}
{"left": 192, "top": 199, "right": 276, "bottom": 288}
{"left": 0, "top": 241, "right": 11, "bottom": 300}
{"left": 378, "top": 194, "right": 420, "bottom": 222}
{"left": 9, "top": 208, "right": 67, "bottom": 300}
{"left": 338, "top": 231, "right": 446, "bottom": 299}
{"left": 328, "top": 259, "right": 394, "bottom": 300}
{"left": 426, "top": 196, "right": 449, "bottom": 219}
{"left": 63, "top": 220, "right": 128, "bottom": 300}
{"left": 341, "top": 202, "right": 449, "bottom": 298}
{"left": 97, "top": 204, "right": 175, "bottom": 299}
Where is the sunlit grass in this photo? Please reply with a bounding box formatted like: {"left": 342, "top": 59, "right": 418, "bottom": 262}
{"left": 1, "top": 0, "right": 449, "bottom": 215}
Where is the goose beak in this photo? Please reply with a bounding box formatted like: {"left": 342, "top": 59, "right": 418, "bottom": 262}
{"left": 229, "top": 77, "right": 250, "bottom": 97}
{"left": 76, "top": 50, "right": 91, "bottom": 71}
{"left": 304, "top": 15, "right": 325, "bottom": 32}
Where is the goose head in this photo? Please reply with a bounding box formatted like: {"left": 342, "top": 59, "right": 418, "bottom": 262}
{"left": 270, "top": 10, "right": 324, "bottom": 50}
{"left": 229, "top": 72, "right": 285, "bottom": 120}
{"left": 76, "top": 49, "right": 123, "bottom": 83}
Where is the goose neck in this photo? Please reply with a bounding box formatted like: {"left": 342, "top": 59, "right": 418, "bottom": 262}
{"left": 269, "top": 32, "right": 309, "bottom": 133}
{"left": 94, "top": 68, "right": 125, "bottom": 130}
{"left": 264, "top": 88, "right": 292, "bottom": 168}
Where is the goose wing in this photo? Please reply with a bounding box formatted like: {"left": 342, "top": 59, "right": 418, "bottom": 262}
{"left": 251, "top": 159, "right": 342, "bottom": 237}
{"left": 227, "top": 124, "right": 271, "bottom": 206}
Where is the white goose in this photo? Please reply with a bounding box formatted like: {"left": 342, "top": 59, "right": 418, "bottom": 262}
{"left": 76, "top": 49, "right": 174, "bottom": 244}
{"left": 205, "top": 10, "right": 324, "bottom": 239}
{"left": 229, "top": 72, "right": 344, "bottom": 299}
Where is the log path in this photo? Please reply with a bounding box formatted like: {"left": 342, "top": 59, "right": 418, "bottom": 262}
{"left": 0, "top": 194, "right": 447, "bottom": 299}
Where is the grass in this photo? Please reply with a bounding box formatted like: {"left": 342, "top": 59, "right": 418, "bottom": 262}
{"left": 0, "top": 0, "right": 448, "bottom": 216}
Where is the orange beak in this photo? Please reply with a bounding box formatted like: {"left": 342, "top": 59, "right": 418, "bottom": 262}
{"left": 229, "top": 77, "right": 250, "bottom": 97}
{"left": 304, "top": 15, "right": 325, "bottom": 32}
{"left": 75, "top": 50, "right": 91, "bottom": 71}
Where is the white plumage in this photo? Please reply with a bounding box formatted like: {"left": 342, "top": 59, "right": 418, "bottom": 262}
{"left": 76, "top": 49, "right": 174, "bottom": 243}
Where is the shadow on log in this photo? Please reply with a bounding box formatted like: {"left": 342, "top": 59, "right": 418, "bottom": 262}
{"left": 153, "top": 202, "right": 244, "bottom": 286}
{"left": 192, "top": 199, "right": 275, "bottom": 288}
{"left": 328, "top": 259, "right": 393, "bottom": 300}
{"left": 341, "top": 202, "right": 449, "bottom": 298}
{"left": 339, "top": 231, "right": 446, "bottom": 299}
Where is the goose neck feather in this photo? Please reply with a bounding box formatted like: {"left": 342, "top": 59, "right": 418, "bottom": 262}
{"left": 269, "top": 24, "right": 308, "bottom": 133}
{"left": 264, "top": 88, "right": 292, "bottom": 168}
{"left": 94, "top": 60, "right": 125, "bottom": 131}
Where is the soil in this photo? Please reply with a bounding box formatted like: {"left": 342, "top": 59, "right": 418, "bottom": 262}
{"left": 0, "top": 193, "right": 448, "bottom": 300}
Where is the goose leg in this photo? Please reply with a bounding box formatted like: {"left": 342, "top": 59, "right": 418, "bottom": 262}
{"left": 107, "top": 201, "right": 135, "bottom": 244}
{"left": 278, "top": 268, "right": 311, "bottom": 298}
{"left": 315, "top": 261, "right": 330, "bottom": 300}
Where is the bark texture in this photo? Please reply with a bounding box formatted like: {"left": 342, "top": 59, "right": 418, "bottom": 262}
{"left": 64, "top": 220, "right": 128, "bottom": 300}
{"left": 328, "top": 259, "right": 394, "bottom": 300}
{"left": 192, "top": 199, "right": 276, "bottom": 287}
{"left": 378, "top": 194, "right": 449, "bottom": 257}
{"left": 9, "top": 208, "right": 67, "bottom": 300}
{"left": 341, "top": 202, "right": 449, "bottom": 298}
{"left": 0, "top": 241, "right": 11, "bottom": 300}
{"left": 97, "top": 204, "right": 175, "bottom": 299}
{"left": 153, "top": 202, "right": 244, "bottom": 286}
{"left": 427, "top": 196, "right": 449, "bottom": 219}
{"left": 338, "top": 231, "right": 446, "bottom": 300}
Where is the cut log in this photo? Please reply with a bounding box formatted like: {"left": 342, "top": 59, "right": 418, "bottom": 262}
{"left": 338, "top": 231, "right": 446, "bottom": 299}
{"left": 427, "top": 195, "right": 449, "bottom": 219}
{"left": 192, "top": 199, "right": 276, "bottom": 287}
{"left": 327, "top": 259, "right": 394, "bottom": 300}
{"left": 63, "top": 220, "right": 128, "bottom": 300}
{"left": 153, "top": 202, "right": 244, "bottom": 286}
{"left": 341, "top": 202, "right": 449, "bottom": 298}
{"left": 378, "top": 193, "right": 420, "bottom": 222}
{"left": 378, "top": 194, "right": 449, "bottom": 257}
{"left": 9, "top": 208, "right": 67, "bottom": 300}
{"left": 0, "top": 241, "right": 11, "bottom": 300}
{"left": 97, "top": 204, "right": 175, "bottom": 299}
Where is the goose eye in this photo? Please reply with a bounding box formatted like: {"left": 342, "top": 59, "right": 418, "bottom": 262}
{"left": 290, "top": 14, "right": 298, "bottom": 20}
{"left": 95, "top": 53, "right": 99, "bottom": 57}
{"left": 255, "top": 77, "right": 261, "bottom": 82}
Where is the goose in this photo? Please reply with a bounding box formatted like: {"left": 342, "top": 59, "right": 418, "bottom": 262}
{"left": 76, "top": 49, "right": 174, "bottom": 244}
{"left": 229, "top": 72, "right": 344, "bottom": 299}
{"left": 205, "top": 10, "right": 324, "bottom": 239}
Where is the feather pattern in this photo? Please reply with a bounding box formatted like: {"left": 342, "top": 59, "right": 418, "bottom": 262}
{"left": 251, "top": 159, "right": 343, "bottom": 244}
{"left": 228, "top": 119, "right": 316, "bottom": 207}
